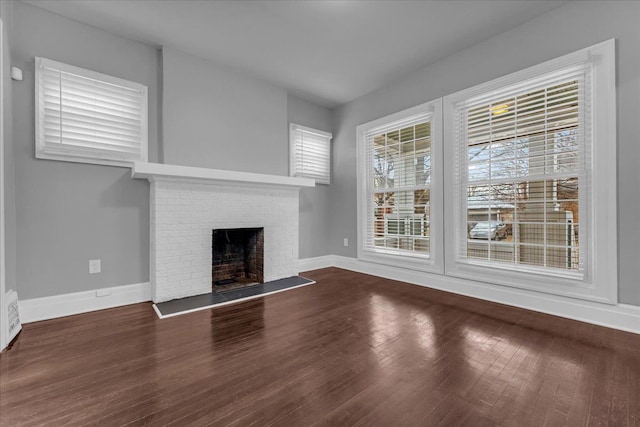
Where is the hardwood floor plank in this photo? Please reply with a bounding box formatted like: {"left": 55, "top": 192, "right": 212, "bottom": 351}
{"left": 1, "top": 267, "right": 638, "bottom": 426}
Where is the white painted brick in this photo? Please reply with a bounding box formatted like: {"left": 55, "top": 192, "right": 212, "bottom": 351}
{"left": 150, "top": 180, "right": 300, "bottom": 302}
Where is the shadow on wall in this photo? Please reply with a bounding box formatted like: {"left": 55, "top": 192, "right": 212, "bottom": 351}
{"left": 100, "top": 167, "right": 150, "bottom": 273}
{"left": 99, "top": 167, "right": 149, "bottom": 207}
{"left": 299, "top": 187, "right": 314, "bottom": 214}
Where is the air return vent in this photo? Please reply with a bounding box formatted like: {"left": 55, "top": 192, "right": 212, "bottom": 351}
{"left": 7, "top": 290, "right": 21, "bottom": 343}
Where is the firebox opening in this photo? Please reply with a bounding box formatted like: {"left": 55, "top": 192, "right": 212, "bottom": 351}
{"left": 212, "top": 228, "right": 264, "bottom": 293}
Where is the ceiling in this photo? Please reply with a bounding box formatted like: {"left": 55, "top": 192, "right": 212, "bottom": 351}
{"left": 24, "top": 0, "right": 568, "bottom": 108}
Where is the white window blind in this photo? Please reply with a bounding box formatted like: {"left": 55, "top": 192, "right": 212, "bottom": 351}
{"left": 35, "top": 57, "right": 148, "bottom": 167}
{"left": 289, "top": 124, "right": 332, "bottom": 184}
{"left": 451, "top": 64, "right": 590, "bottom": 278}
{"left": 442, "top": 39, "right": 616, "bottom": 303}
{"left": 363, "top": 112, "right": 433, "bottom": 258}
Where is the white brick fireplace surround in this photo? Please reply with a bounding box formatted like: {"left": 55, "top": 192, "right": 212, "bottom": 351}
{"left": 132, "top": 162, "right": 314, "bottom": 303}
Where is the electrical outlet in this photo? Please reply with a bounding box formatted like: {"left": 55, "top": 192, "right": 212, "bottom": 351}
{"left": 96, "top": 288, "right": 112, "bottom": 297}
{"left": 343, "top": 238, "right": 349, "bottom": 247}
{"left": 89, "top": 259, "right": 101, "bottom": 274}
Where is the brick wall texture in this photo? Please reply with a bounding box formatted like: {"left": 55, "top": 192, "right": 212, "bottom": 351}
{"left": 150, "top": 179, "right": 300, "bottom": 302}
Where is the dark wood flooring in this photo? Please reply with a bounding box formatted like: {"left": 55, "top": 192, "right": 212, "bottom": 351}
{"left": 1, "top": 267, "right": 639, "bottom": 426}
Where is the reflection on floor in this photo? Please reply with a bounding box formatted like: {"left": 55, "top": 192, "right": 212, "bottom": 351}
{"left": 2, "top": 268, "right": 639, "bottom": 426}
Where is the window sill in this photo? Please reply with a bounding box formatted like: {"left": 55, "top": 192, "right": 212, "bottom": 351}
{"left": 445, "top": 259, "right": 616, "bottom": 305}
{"left": 358, "top": 249, "right": 443, "bottom": 275}
{"left": 35, "top": 151, "right": 141, "bottom": 168}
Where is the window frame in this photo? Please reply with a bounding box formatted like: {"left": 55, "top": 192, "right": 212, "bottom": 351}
{"left": 357, "top": 100, "right": 444, "bottom": 274}
{"left": 289, "top": 123, "right": 332, "bottom": 185}
{"left": 35, "top": 57, "right": 148, "bottom": 168}
{"left": 443, "top": 39, "right": 617, "bottom": 304}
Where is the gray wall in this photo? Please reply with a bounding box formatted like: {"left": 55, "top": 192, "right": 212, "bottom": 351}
{"left": 8, "top": 2, "right": 335, "bottom": 299}
{"left": 330, "top": 0, "right": 640, "bottom": 305}
{"left": 11, "top": 2, "right": 159, "bottom": 299}
{"left": 287, "top": 94, "right": 333, "bottom": 259}
{"left": 161, "top": 48, "right": 334, "bottom": 258}
{"left": 12, "top": 0, "right": 635, "bottom": 305}
{"left": 162, "top": 47, "right": 288, "bottom": 175}
{"left": 1, "top": 0, "right": 16, "bottom": 296}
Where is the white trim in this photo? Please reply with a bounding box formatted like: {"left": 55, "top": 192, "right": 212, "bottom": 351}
{"left": 18, "top": 282, "right": 151, "bottom": 324}
{"left": 0, "top": 18, "right": 6, "bottom": 351}
{"left": 153, "top": 280, "right": 316, "bottom": 319}
{"left": 289, "top": 123, "right": 332, "bottom": 139}
{"left": 356, "top": 99, "right": 445, "bottom": 275}
{"left": 9, "top": 255, "right": 640, "bottom": 334}
{"left": 132, "top": 161, "right": 315, "bottom": 189}
{"left": 34, "top": 152, "right": 138, "bottom": 169}
{"left": 299, "top": 255, "right": 640, "bottom": 334}
{"left": 443, "top": 39, "right": 617, "bottom": 304}
{"left": 297, "top": 255, "right": 336, "bottom": 272}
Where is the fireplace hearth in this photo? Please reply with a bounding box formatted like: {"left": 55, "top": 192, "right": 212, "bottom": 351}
{"left": 212, "top": 228, "right": 264, "bottom": 292}
{"left": 134, "top": 163, "right": 312, "bottom": 303}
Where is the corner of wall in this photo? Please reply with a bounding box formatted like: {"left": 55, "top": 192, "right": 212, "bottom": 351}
{"left": 155, "top": 46, "right": 164, "bottom": 164}
{"left": 2, "top": 0, "right": 16, "bottom": 298}
{"left": 286, "top": 93, "right": 335, "bottom": 259}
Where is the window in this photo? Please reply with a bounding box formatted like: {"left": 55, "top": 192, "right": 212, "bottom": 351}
{"left": 35, "top": 57, "right": 148, "bottom": 167}
{"left": 444, "top": 40, "right": 616, "bottom": 303}
{"left": 357, "top": 100, "right": 443, "bottom": 273}
{"left": 289, "top": 124, "right": 332, "bottom": 184}
{"left": 459, "top": 75, "right": 584, "bottom": 274}
{"left": 355, "top": 40, "right": 615, "bottom": 303}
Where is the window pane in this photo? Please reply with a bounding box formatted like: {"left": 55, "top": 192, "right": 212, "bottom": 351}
{"left": 396, "top": 153, "right": 416, "bottom": 187}
{"left": 373, "top": 148, "right": 391, "bottom": 189}
{"left": 463, "top": 78, "right": 582, "bottom": 273}
{"left": 415, "top": 122, "right": 430, "bottom": 139}
{"left": 400, "top": 126, "right": 414, "bottom": 142}
{"left": 366, "top": 115, "right": 433, "bottom": 257}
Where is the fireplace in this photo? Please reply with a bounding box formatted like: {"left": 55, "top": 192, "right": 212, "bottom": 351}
{"left": 212, "top": 228, "right": 264, "bottom": 292}
{"left": 133, "top": 162, "right": 313, "bottom": 303}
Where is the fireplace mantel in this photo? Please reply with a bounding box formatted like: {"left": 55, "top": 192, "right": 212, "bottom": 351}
{"left": 134, "top": 161, "right": 307, "bottom": 303}
{"left": 131, "top": 162, "right": 315, "bottom": 188}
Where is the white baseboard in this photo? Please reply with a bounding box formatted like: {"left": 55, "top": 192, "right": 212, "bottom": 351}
{"left": 302, "top": 255, "right": 640, "bottom": 334}
{"left": 19, "top": 282, "right": 151, "bottom": 324}
{"left": 297, "top": 255, "right": 336, "bottom": 272}
{"left": 14, "top": 256, "right": 640, "bottom": 334}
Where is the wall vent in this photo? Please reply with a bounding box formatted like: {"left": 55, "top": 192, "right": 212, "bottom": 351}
{"left": 7, "top": 290, "right": 21, "bottom": 343}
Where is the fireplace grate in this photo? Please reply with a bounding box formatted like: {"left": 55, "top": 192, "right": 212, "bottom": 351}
{"left": 214, "top": 278, "right": 237, "bottom": 286}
